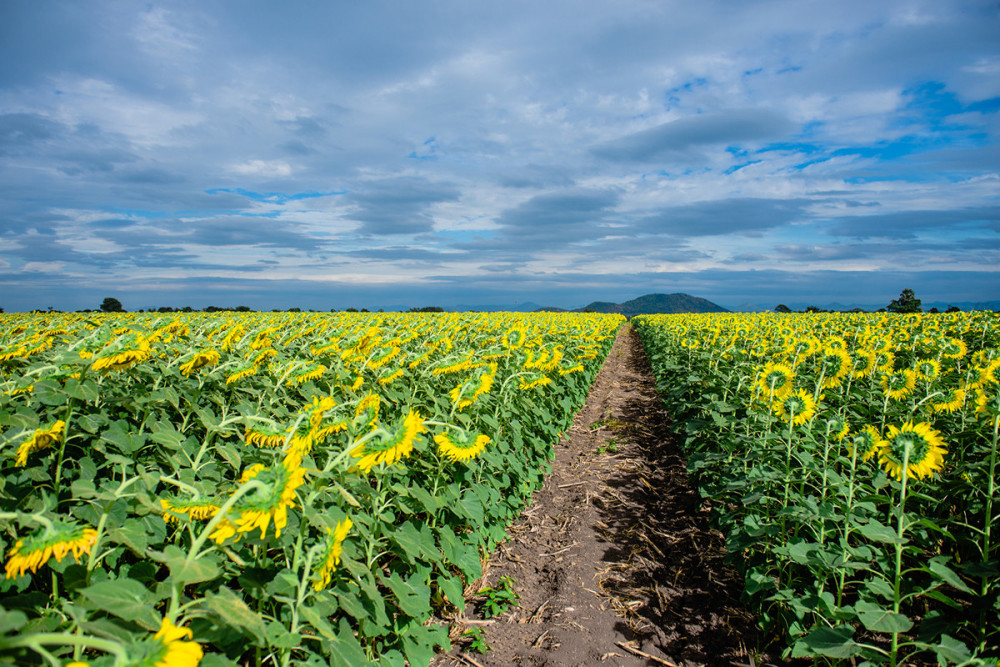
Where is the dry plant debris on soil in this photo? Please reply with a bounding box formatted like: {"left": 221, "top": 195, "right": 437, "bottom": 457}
{"left": 434, "top": 325, "right": 787, "bottom": 667}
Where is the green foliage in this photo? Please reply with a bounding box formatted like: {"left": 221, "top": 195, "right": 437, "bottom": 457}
{"left": 887, "top": 288, "right": 922, "bottom": 313}
{"left": 634, "top": 311, "right": 1000, "bottom": 666}
{"left": 0, "top": 310, "right": 624, "bottom": 666}
{"left": 461, "top": 626, "right": 490, "bottom": 653}
{"left": 100, "top": 297, "right": 123, "bottom": 312}
{"left": 477, "top": 576, "right": 519, "bottom": 618}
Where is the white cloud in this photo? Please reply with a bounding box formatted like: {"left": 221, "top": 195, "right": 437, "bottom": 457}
{"left": 229, "top": 160, "right": 294, "bottom": 178}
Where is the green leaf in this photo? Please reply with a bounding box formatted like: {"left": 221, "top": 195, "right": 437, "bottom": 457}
{"left": 437, "top": 574, "right": 465, "bottom": 612}
{"left": 298, "top": 604, "right": 337, "bottom": 640}
{"left": 101, "top": 421, "right": 146, "bottom": 455}
{"left": 401, "top": 622, "right": 448, "bottom": 667}
{"left": 862, "top": 577, "right": 895, "bottom": 601}
{"left": 791, "top": 624, "right": 863, "bottom": 659}
{"left": 857, "top": 519, "right": 906, "bottom": 545}
{"left": 265, "top": 620, "right": 300, "bottom": 650}
{"left": 327, "top": 617, "right": 369, "bottom": 667}
{"left": 78, "top": 579, "right": 160, "bottom": 631}
{"left": 149, "top": 420, "right": 185, "bottom": 449}
{"left": 855, "top": 600, "right": 913, "bottom": 634}
{"left": 335, "top": 482, "right": 361, "bottom": 508}
{"left": 204, "top": 586, "right": 267, "bottom": 637}
{"left": 392, "top": 521, "right": 442, "bottom": 566}
{"left": 381, "top": 571, "right": 431, "bottom": 619}
{"left": 149, "top": 545, "right": 220, "bottom": 585}
{"left": 932, "top": 634, "right": 972, "bottom": 664}
{"left": 0, "top": 609, "right": 28, "bottom": 635}
{"left": 927, "top": 557, "right": 973, "bottom": 594}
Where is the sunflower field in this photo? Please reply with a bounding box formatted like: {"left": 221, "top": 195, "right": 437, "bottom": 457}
{"left": 633, "top": 311, "right": 1000, "bottom": 665}
{"left": 0, "top": 310, "right": 623, "bottom": 667}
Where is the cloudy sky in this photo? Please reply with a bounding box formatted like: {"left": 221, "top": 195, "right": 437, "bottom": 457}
{"left": 2, "top": 0, "right": 998, "bottom": 312}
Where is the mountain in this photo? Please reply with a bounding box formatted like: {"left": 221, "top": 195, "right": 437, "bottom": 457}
{"left": 573, "top": 293, "right": 729, "bottom": 315}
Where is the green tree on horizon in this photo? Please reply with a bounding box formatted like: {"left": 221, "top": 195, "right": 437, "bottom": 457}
{"left": 100, "top": 297, "right": 124, "bottom": 313}
{"left": 887, "top": 288, "right": 922, "bottom": 313}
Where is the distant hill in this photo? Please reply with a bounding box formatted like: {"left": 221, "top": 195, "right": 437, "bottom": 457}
{"left": 567, "top": 293, "right": 729, "bottom": 315}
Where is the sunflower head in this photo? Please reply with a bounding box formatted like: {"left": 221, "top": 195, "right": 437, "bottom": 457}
{"left": 435, "top": 431, "right": 490, "bottom": 464}
{"left": 15, "top": 420, "right": 66, "bottom": 466}
{"left": 880, "top": 369, "right": 916, "bottom": 400}
{"left": 825, "top": 415, "right": 849, "bottom": 441}
{"left": 211, "top": 454, "right": 306, "bottom": 543}
{"left": 5, "top": 518, "right": 98, "bottom": 579}
{"left": 350, "top": 409, "right": 425, "bottom": 474}
{"left": 772, "top": 388, "right": 818, "bottom": 426}
{"left": 756, "top": 361, "right": 794, "bottom": 400}
{"left": 312, "top": 517, "right": 353, "bottom": 591}
{"left": 877, "top": 421, "right": 947, "bottom": 481}
{"left": 974, "top": 385, "right": 1000, "bottom": 418}
{"left": 849, "top": 425, "right": 882, "bottom": 462}
{"left": 915, "top": 359, "right": 941, "bottom": 381}
{"left": 126, "top": 617, "right": 203, "bottom": 667}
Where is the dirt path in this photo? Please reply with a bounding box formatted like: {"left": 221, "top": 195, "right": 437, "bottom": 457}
{"left": 435, "top": 324, "right": 776, "bottom": 667}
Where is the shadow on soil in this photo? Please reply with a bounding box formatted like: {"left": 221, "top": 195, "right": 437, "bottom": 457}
{"left": 592, "top": 331, "right": 787, "bottom": 666}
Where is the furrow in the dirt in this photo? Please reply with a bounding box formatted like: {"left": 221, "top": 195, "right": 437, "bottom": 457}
{"left": 435, "top": 325, "right": 775, "bottom": 667}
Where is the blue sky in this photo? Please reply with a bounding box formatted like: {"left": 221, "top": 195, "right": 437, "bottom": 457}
{"left": 1, "top": 0, "right": 998, "bottom": 312}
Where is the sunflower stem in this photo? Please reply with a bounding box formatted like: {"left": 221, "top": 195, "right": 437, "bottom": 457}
{"left": 165, "top": 479, "right": 269, "bottom": 623}
{"left": 979, "top": 413, "right": 1000, "bottom": 652}
{"left": 0, "top": 632, "right": 129, "bottom": 667}
{"left": 889, "top": 443, "right": 911, "bottom": 667}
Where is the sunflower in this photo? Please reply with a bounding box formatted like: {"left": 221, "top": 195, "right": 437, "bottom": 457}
{"left": 880, "top": 369, "right": 917, "bottom": 401}
{"left": 15, "top": 420, "right": 65, "bottom": 466}
{"left": 772, "top": 388, "right": 818, "bottom": 426}
{"left": 503, "top": 326, "right": 527, "bottom": 349}
{"left": 351, "top": 409, "right": 425, "bottom": 474}
{"left": 377, "top": 368, "right": 405, "bottom": 386}
{"left": 435, "top": 432, "right": 490, "bottom": 464}
{"left": 287, "top": 363, "right": 326, "bottom": 386}
{"left": 179, "top": 349, "right": 221, "bottom": 376}
{"left": 160, "top": 498, "right": 220, "bottom": 524}
{"left": 249, "top": 348, "right": 278, "bottom": 366}
{"left": 915, "top": 359, "right": 941, "bottom": 381}
{"left": 366, "top": 345, "right": 401, "bottom": 371}
{"left": 245, "top": 426, "right": 286, "bottom": 449}
{"left": 874, "top": 350, "right": 896, "bottom": 374}
{"left": 941, "top": 337, "right": 968, "bottom": 360}
{"left": 450, "top": 364, "right": 495, "bottom": 411}
{"left": 849, "top": 425, "right": 882, "bottom": 462}
{"left": 519, "top": 374, "right": 552, "bottom": 390}
{"left": 853, "top": 350, "right": 878, "bottom": 378}
{"left": 126, "top": 617, "right": 203, "bottom": 667}
{"left": 353, "top": 393, "right": 381, "bottom": 432}
{"left": 91, "top": 334, "right": 152, "bottom": 371}
{"left": 559, "top": 364, "right": 585, "bottom": 376}
{"left": 210, "top": 453, "right": 306, "bottom": 543}
{"left": 755, "top": 361, "right": 795, "bottom": 400}
{"left": 877, "top": 421, "right": 947, "bottom": 481}
{"left": 5, "top": 519, "right": 98, "bottom": 579}
{"left": 818, "top": 347, "right": 853, "bottom": 388}
{"left": 538, "top": 346, "right": 565, "bottom": 372}
{"left": 449, "top": 380, "right": 475, "bottom": 410}
{"left": 825, "top": 415, "right": 850, "bottom": 441}
{"left": 432, "top": 359, "right": 485, "bottom": 376}
{"left": 974, "top": 385, "right": 1000, "bottom": 417}
{"left": 225, "top": 363, "right": 257, "bottom": 385}
{"left": 979, "top": 359, "right": 1000, "bottom": 387}
{"left": 312, "top": 517, "right": 353, "bottom": 591}
{"left": 931, "top": 388, "right": 967, "bottom": 414}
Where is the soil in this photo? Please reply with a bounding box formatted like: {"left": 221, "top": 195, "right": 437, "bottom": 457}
{"left": 434, "top": 324, "right": 786, "bottom": 667}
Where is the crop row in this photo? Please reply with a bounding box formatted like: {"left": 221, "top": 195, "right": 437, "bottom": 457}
{"left": 0, "top": 311, "right": 624, "bottom": 666}
{"left": 633, "top": 311, "right": 999, "bottom": 666}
